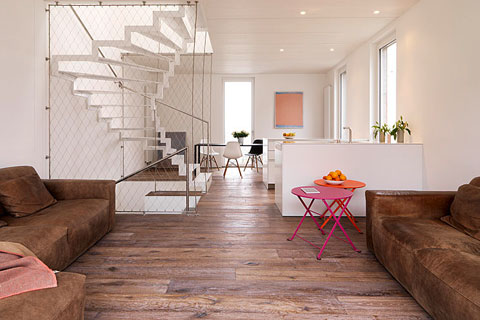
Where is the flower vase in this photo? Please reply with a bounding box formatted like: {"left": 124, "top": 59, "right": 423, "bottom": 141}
{"left": 397, "top": 130, "right": 405, "bottom": 143}
{"left": 379, "top": 132, "right": 386, "bottom": 143}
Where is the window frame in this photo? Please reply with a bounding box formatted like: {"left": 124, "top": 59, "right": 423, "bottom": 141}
{"left": 378, "top": 39, "right": 397, "bottom": 127}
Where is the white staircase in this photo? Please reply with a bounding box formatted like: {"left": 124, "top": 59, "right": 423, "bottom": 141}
{"left": 51, "top": 5, "right": 211, "bottom": 213}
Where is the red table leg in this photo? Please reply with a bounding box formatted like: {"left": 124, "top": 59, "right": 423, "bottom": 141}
{"left": 336, "top": 198, "right": 363, "bottom": 233}
{"left": 319, "top": 188, "right": 363, "bottom": 233}
{"left": 317, "top": 197, "right": 361, "bottom": 259}
{"left": 288, "top": 197, "right": 325, "bottom": 241}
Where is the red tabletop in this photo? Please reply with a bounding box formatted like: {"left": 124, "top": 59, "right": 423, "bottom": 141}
{"left": 291, "top": 186, "right": 353, "bottom": 200}
{"left": 314, "top": 179, "right": 366, "bottom": 189}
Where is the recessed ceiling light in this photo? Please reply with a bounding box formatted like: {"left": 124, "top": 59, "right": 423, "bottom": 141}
{"left": 373, "top": 10, "right": 380, "bottom": 15}
{"left": 300, "top": 11, "right": 307, "bottom": 15}
{"left": 280, "top": 48, "right": 285, "bottom": 52}
{"left": 329, "top": 48, "right": 335, "bottom": 52}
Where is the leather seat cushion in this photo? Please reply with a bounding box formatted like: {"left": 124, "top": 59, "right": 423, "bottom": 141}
{"left": 3, "top": 199, "right": 110, "bottom": 261}
{"left": 0, "top": 225, "right": 69, "bottom": 270}
{"left": 0, "top": 272, "right": 86, "bottom": 320}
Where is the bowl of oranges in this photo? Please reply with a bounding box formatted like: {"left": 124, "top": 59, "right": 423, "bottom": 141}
{"left": 323, "top": 170, "right": 347, "bottom": 185}
{"left": 282, "top": 132, "right": 296, "bottom": 140}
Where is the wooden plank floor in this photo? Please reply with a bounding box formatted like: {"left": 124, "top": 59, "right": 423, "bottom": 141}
{"left": 66, "top": 169, "right": 430, "bottom": 319}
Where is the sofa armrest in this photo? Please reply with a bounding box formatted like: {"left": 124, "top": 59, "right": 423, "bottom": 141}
{"left": 42, "top": 179, "right": 115, "bottom": 231}
{"left": 365, "top": 190, "right": 456, "bottom": 253}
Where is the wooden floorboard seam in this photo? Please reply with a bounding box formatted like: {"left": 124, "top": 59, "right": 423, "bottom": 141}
{"left": 66, "top": 169, "right": 430, "bottom": 319}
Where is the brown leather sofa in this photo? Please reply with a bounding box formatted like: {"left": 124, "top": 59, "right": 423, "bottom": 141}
{"left": 366, "top": 187, "right": 480, "bottom": 320}
{"left": 0, "top": 166, "right": 115, "bottom": 319}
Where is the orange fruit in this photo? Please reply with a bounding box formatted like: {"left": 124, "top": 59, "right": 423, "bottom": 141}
{"left": 331, "top": 172, "right": 338, "bottom": 179}
{"left": 340, "top": 174, "right": 347, "bottom": 181}
{"left": 326, "top": 176, "right": 332, "bottom": 180}
{"left": 323, "top": 176, "right": 328, "bottom": 180}
{"left": 335, "top": 177, "right": 340, "bottom": 181}
{"left": 335, "top": 170, "right": 342, "bottom": 175}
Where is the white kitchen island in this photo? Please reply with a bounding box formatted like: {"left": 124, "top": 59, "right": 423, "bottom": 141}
{"left": 275, "top": 141, "right": 423, "bottom": 216}
{"left": 262, "top": 138, "right": 327, "bottom": 189}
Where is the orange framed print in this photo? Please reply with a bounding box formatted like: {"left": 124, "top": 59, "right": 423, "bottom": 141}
{"left": 274, "top": 92, "right": 303, "bottom": 128}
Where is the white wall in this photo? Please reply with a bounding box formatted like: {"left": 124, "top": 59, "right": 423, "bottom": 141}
{"left": 0, "top": 1, "right": 48, "bottom": 177}
{"left": 211, "top": 73, "right": 327, "bottom": 144}
{"left": 326, "top": 0, "right": 480, "bottom": 190}
{"left": 326, "top": 44, "right": 371, "bottom": 140}
{"left": 396, "top": 0, "right": 480, "bottom": 190}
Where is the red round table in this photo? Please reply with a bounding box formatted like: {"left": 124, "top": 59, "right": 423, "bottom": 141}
{"left": 314, "top": 179, "right": 366, "bottom": 234}
{"left": 289, "top": 186, "right": 361, "bottom": 260}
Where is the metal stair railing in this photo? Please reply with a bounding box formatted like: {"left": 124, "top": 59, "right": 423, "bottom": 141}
{"left": 49, "top": 5, "right": 210, "bottom": 212}
{"left": 116, "top": 147, "right": 194, "bottom": 213}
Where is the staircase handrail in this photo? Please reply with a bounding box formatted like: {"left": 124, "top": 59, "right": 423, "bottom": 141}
{"left": 116, "top": 147, "right": 188, "bottom": 184}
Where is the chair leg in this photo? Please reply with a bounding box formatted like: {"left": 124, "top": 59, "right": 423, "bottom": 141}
{"left": 235, "top": 159, "right": 243, "bottom": 178}
{"left": 209, "top": 156, "right": 213, "bottom": 170}
{"left": 258, "top": 155, "right": 263, "bottom": 165}
{"left": 212, "top": 156, "right": 220, "bottom": 171}
{"left": 223, "top": 159, "right": 230, "bottom": 177}
{"left": 199, "top": 155, "right": 206, "bottom": 168}
{"left": 255, "top": 156, "right": 259, "bottom": 172}
{"left": 244, "top": 156, "right": 251, "bottom": 171}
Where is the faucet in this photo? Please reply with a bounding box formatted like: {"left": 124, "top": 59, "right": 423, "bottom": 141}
{"left": 343, "top": 127, "right": 352, "bottom": 143}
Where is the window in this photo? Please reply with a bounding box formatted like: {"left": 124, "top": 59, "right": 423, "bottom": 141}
{"left": 379, "top": 40, "right": 397, "bottom": 127}
{"left": 224, "top": 79, "right": 253, "bottom": 144}
{"left": 338, "top": 70, "right": 347, "bottom": 139}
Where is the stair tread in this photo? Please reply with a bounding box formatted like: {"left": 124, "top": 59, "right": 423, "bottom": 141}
{"left": 59, "top": 71, "right": 162, "bottom": 84}
{"left": 126, "top": 26, "right": 183, "bottom": 51}
{"left": 74, "top": 90, "right": 156, "bottom": 96}
{"left": 52, "top": 55, "right": 167, "bottom": 73}
{"left": 94, "top": 41, "right": 174, "bottom": 62}
{"left": 111, "top": 127, "right": 155, "bottom": 131}
{"left": 146, "top": 191, "right": 203, "bottom": 197}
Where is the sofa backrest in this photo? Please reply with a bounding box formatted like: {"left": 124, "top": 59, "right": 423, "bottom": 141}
{"left": 470, "top": 177, "right": 480, "bottom": 187}
{"left": 0, "top": 166, "right": 39, "bottom": 217}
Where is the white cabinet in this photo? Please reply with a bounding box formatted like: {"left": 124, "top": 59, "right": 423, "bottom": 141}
{"left": 275, "top": 142, "right": 424, "bottom": 216}
{"left": 262, "top": 139, "right": 283, "bottom": 189}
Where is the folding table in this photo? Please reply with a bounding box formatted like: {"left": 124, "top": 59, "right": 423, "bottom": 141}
{"left": 314, "top": 179, "right": 366, "bottom": 233}
{"left": 288, "top": 186, "right": 361, "bottom": 260}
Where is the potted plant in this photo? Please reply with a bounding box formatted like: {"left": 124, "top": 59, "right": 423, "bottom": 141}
{"left": 391, "top": 116, "right": 411, "bottom": 143}
{"left": 372, "top": 122, "right": 391, "bottom": 143}
{"left": 232, "top": 130, "right": 249, "bottom": 144}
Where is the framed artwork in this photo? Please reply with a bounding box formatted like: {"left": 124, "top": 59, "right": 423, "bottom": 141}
{"left": 274, "top": 91, "right": 303, "bottom": 128}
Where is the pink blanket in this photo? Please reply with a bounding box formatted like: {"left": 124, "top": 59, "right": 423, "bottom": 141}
{"left": 0, "top": 251, "right": 57, "bottom": 299}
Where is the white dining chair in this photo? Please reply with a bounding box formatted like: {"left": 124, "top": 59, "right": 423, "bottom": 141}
{"left": 199, "top": 139, "right": 220, "bottom": 170}
{"left": 222, "top": 141, "right": 243, "bottom": 178}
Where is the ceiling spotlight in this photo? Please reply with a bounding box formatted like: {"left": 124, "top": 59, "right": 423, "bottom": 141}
{"left": 373, "top": 10, "right": 380, "bottom": 14}
{"left": 300, "top": 11, "right": 307, "bottom": 15}
{"left": 329, "top": 48, "right": 335, "bottom": 52}
{"left": 280, "top": 48, "right": 285, "bottom": 52}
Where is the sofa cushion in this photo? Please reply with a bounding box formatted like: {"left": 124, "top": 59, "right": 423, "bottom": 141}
{"left": 0, "top": 272, "right": 86, "bottom": 320}
{"left": 0, "top": 166, "right": 38, "bottom": 218}
{"left": 441, "top": 184, "right": 480, "bottom": 240}
{"left": 412, "top": 248, "right": 480, "bottom": 319}
{"left": 3, "top": 199, "right": 110, "bottom": 260}
{"left": 0, "top": 225, "right": 69, "bottom": 270}
{"left": 0, "top": 241, "right": 36, "bottom": 257}
{"left": 0, "top": 174, "right": 57, "bottom": 217}
{"left": 470, "top": 177, "right": 480, "bottom": 187}
{"left": 375, "top": 217, "right": 480, "bottom": 255}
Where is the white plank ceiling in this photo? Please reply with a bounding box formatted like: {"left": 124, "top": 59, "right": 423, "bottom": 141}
{"left": 201, "top": 0, "right": 419, "bottom": 74}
